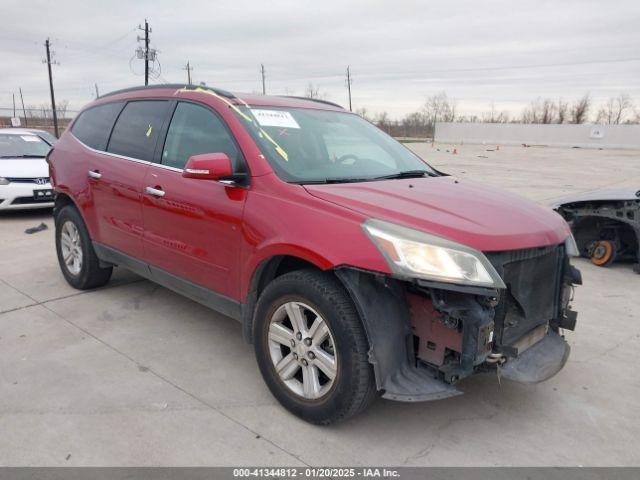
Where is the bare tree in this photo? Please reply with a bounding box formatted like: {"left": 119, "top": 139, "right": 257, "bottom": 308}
{"left": 304, "top": 83, "right": 323, "bottom": 99}
{"left": 375, "top": 111, "right": 393, "bottom": 134}
{"left": 596, "top": 93, "right": 633, "bottom": 124}
{"left": 421, "top": 92, "right": 456, "bottom": 134}
{"left": 355, "top": 107, "right": 372, "bottom": 121}
{"left": 557, "top": 99, "right": 568, "bottom": 124}
{"left": 482, "top": 103, "right": 510, "bottom": 123}
{"left": 457, "top": 114, "right": 481, "bottom": 123}
{"left": 570, "top": 93, "right": 591, "bottom": 124}
{"left": 521, "top": 98, "right": 557, "bottom": 124}
{"left": 400, "top": 111, "right": 427, "bottom": 137}
{"left": 56, "top": 99, "right": 69, "bottom": 119}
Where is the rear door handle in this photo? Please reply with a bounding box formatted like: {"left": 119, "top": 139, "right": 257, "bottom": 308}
{"left": 145, "top": 186, "right": 165, "bottom": 197}
{"left": 88, "top": 170, "right": 102, "bottom": 179}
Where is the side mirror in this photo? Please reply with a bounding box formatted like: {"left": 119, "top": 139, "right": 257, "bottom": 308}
{"left": 182, "top": 153, "right": 233, "bottom": 180}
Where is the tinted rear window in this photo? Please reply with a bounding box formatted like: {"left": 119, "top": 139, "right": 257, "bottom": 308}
{"left": 72, "top": 102, "right": 123, "bottom": 151}
{"left": 107, "top": 101, "right": 170, "bottom": 162}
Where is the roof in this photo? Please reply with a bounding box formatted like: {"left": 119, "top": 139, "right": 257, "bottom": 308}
{"left": 97, "top": 84, "right": 345, "bottom": 111}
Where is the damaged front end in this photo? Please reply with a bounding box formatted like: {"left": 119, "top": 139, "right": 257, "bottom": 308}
{"left": 337, "top": 241, "right": 581, "bottom": 402}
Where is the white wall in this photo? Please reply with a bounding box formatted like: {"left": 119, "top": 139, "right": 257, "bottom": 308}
{"left": 434, "top": 122, "right": 640, "bottom": 150}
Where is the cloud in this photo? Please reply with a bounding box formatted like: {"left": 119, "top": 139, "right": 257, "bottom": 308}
{"left": 0, "top": 0, "right": 638, "bottom": 118}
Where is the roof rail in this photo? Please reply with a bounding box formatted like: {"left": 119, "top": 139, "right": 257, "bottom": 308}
{"left": 99, "top": 84, "right": 236, "bottom": 100}
{"left": 278, "top": 96, "right": 344, "bottom": 109}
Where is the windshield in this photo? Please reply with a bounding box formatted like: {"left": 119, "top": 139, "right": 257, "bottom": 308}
{"left": 34, "top": 131, "right": 57, "bottom": 145}
{"left": 0, "top": 134, "right": 51, "bottom": 158}
{"left": 234, "top": 106, "right": 435, "bottom": 183}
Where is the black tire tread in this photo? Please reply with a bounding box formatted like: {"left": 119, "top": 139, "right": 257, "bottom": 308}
{"left": 255, "top": 269, "right": 377, "bottom": 424}
{"left": 55, "top": 205, "right": 112, "bottom": 290}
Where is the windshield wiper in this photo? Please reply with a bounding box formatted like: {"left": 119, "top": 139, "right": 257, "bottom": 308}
{"left": 373, "top": 170, "right": 431, "bottom": 180}
{"left": 0, "top": 154, "right": 46, "bottom": 159}
{"left": 297, "top": 178, "right": 372, "bottom": 185}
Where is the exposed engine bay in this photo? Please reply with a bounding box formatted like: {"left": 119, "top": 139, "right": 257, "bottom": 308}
{"left": 406, "top": 244, "right": 581, "bottom": 385}
{"left": 336, "top": 241, "right": 581, "bottom": 401}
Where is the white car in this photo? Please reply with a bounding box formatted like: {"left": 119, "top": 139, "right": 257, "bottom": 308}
{"left": 0, "top": 128, "right": 54, "bottom": 210}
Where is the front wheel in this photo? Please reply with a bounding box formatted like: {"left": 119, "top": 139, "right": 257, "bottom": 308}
{"left": 253, "top": 269, "right": 376, "bottom": 424}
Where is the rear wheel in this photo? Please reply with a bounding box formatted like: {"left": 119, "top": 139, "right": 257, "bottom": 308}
{"left": 254, "top": 269, "right": 376, "bottom": 424}
{"left": 55, "top": 205, "right": 112, "bottom": 289}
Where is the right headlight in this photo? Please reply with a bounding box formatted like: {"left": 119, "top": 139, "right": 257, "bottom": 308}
{"left": 0, "top": 177, "right": 9, "bottom": 185}
{"left": 362, "top": 219, "right": 505, "bottom": 289}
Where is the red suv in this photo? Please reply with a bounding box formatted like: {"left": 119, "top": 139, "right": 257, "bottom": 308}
{"left": 49, "top": 85, "right": 581, "bottom": 424}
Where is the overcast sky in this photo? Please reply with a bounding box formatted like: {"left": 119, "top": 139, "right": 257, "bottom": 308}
{"left": 1, "top": 0, "right": 638, "bottom": 119}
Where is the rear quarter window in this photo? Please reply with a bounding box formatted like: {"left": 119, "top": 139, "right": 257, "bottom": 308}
{"left": 71, "top": 102, "right": 123, "bottom": 151}
{"left": 107, "top": 100, "right": 170, "bottom": 162}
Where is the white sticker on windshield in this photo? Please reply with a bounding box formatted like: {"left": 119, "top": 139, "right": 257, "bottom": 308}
{"left": 251, "top": 109, "right": 300, "bottom": 129}
{"left": 21, "top": 135, "right": 41, "bottom": 142}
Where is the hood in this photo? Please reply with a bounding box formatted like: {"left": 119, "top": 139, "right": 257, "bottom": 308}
{"left": 0, "top": 158, "right": 49, "bottom": 178}
{"left": 549, "top": 187, "right": 640, "bottom": 208}
{"left": 304, "top": 176, "right": 570, "bottom": 252}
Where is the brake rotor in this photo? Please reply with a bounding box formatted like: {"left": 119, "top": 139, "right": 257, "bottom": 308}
{"left": 590, "top": 240, "right": 615, "bottom": 266}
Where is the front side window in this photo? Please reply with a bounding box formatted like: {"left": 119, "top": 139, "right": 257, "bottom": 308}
{"left": 107, "top": 101, "right": 170, "bottom": 162}
{"left": 162, "top": 102, "right": 240, "bottom": 170}
{"left": 234, "top": 107, "right": 435, "bottom": 183}
{"left": 72, "top": 102, "right": 123, "bottom": 151}
{"left": 0, "top": 134, "right": 51, "bottom": 158}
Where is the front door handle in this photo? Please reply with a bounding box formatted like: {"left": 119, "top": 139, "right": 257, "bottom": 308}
{"left": 145, "top": 186, "right": 165, "bottom": 197}
{"left": 88, "top": 170, "right": 102, "bottom": 179}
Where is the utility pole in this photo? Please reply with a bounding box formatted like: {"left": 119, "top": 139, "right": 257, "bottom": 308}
{"left": 137, "top": 20, "right": 151, "bottom": 85}
{"left": 144, "top": 20, "right": 149, "bottom": 85}
{"left": 346, "top": 66, "right": 353, "bottom": 112}
{"left": 260, "top": 64, "right": 266, "bottom": 95}
{"left": 19, "top": 88, "right": 27, "bottom": 127}
{"left": 94, "top": 83, "right": 100, "bottom": 98}
{"left": 136, "top": 20, "right": 156, "bottom": 85}
{"left": 183, "top": 61, "right": 193, "bottom": 85}
{"left": 44, "top": 38, "right": 59, "bottom": 138}
{"left": 13, "top": 94, "right": 16, "bottom": 118}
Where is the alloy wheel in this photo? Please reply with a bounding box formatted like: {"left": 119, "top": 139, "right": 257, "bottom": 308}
{"left": 267, "top": 301, "right": 337, "bottom": 400}
{"left": 60, "top": 220, "right": 83, "bottom": 275}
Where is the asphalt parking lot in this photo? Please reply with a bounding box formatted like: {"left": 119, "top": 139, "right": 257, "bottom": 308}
{"left": 1, "top": 144, "right": 639, "bottom": 466}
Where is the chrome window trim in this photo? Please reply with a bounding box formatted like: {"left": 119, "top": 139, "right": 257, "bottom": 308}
{"left": 71, "top": 132, "right": 183, "bottom": 173}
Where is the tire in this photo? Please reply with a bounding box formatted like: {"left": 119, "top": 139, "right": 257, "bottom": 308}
{"left": 253, "top": 269, "right": 377, "bottom": 425}
{"left": 55, "top": 204, "right": 112, "bottom": 290}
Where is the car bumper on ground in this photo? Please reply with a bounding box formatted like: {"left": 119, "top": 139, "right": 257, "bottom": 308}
{"left": 0, "top": 182, "right": 55, "bottom": 210}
